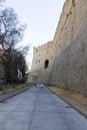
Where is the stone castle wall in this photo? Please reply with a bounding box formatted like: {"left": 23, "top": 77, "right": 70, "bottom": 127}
{"left": 29, "top": 0, "right": 87, "bottom": 95}
{"left": 30, "top": 41, "right": 54, "bottom": 83}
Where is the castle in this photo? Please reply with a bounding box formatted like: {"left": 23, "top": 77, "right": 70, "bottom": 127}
{"left": 28, "top": 0, "right": 87, "bottom": 95}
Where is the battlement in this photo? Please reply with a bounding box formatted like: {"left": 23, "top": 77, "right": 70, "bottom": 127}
{"left": 33, "top": 41, "right": 53, "bottom": 54}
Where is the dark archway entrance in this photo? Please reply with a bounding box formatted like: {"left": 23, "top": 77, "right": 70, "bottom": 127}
{"left": 44, "top": 59, "right": 49, "bottom": 69}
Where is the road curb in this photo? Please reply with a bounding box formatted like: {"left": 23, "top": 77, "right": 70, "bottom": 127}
{"left": 0, "top": 86, "right": 30, "bottom": 103}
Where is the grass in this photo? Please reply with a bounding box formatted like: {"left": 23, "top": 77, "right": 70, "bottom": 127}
{"left": 47, "top": 84, "right": 75, "bottom": 95}
{"left": 0, "top": 82, "right": 31, "bottom": 94}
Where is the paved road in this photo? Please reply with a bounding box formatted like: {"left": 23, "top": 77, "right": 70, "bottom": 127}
{"left": 0, "top": 86, "right": 87, "bottom": 130}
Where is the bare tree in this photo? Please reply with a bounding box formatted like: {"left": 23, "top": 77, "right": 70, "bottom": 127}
{"left": 0, "top": 8, "right": 26, "bottom": 50}
{"left": 0, "top": 7, "right": 29, "bottom": 83}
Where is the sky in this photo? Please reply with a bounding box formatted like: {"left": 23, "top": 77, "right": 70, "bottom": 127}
{"left": 5, "top": 0, "right": 65, "bottom": 69}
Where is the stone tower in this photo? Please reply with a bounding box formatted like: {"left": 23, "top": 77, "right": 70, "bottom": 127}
{"left": 29, "top": 41, "right": 54, "bottom": 84}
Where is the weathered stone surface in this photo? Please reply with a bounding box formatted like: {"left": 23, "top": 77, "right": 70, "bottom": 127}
{"left": 29, "top": 0, "right": 87, "bottom": 94}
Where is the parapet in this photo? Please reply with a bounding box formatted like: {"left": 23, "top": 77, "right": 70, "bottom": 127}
{"left": 33, "top": 41, "right": 53, "bottom": 53}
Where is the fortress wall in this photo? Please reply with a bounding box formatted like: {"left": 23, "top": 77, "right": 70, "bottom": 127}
{"left": 31, "top": 41, "right": 53, "bottom": 71}
{"left": 51, "top": 0, "right": 87, "bottom": 94}
{"left": 53, "top": 0, "right": 73, "bottom": 49}
{"left": 30, "top": 41, "right": 54, "bottom": 83}
{"left": 53, "top": 0, "right": 87, "bottom": 52}
{"left": 29, "top": 0, "right": 87, "bottom": 94}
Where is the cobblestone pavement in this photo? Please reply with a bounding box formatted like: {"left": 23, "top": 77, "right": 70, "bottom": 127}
{"left": 0, "top": 86, "right": 87, "bottom": 130}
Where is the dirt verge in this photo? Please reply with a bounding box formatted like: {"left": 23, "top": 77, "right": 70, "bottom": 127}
{"left": 48, "top": 86, "right": 87, "bottom": 118}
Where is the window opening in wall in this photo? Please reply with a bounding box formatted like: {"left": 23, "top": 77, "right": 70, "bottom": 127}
{"left": 44, "top": 59, "right": 49, "bottom": 69}
{"left": 36, "top": 49, "right": 38, "bottom": 52}
{"left": 36, "top": 59, "right": 40, "bottom": 63}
